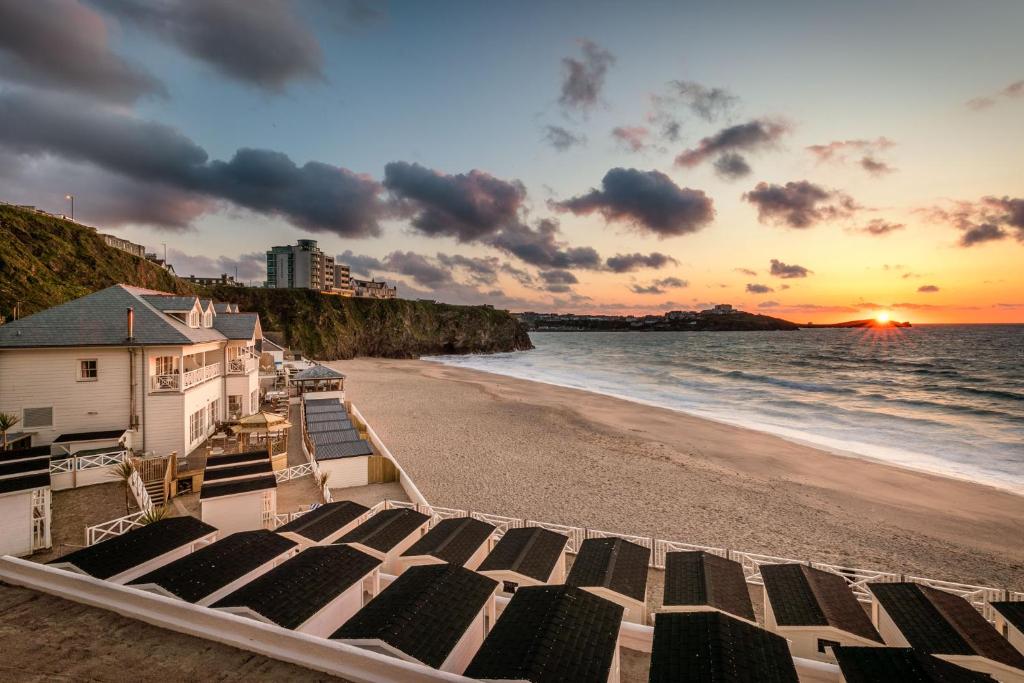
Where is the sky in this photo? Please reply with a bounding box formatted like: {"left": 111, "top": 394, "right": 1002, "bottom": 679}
{"left": 0, "top": 0, "right": 1022, "bottom": 323}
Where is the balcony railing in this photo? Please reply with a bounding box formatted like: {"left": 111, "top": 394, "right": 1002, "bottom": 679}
{"left": 227, "top": 356, "right": 257, "bottom": 374}
{"left": 151, "top": 362, "right": 222, "bottom": 391}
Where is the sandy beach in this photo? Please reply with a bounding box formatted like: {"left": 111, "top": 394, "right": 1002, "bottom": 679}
{"left": 332, "top": 358, "right": 1024, "bottom": 589}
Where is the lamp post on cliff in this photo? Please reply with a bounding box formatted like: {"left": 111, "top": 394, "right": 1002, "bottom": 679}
{"left": 64, "top": 194, "right": 74, "bottom": 221}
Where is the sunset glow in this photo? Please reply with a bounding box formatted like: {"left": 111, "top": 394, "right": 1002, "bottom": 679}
{"left": 876, "top": 312, "right": 891, "bottom": 324}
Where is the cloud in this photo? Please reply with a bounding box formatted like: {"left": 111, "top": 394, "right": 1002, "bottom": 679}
{"left": 169, "top": 248, "right": 266, "bottom": 281}
{"left": 0, "top": 0, "right": 165, "bottom": 103}
{"left": 543, "top": 125, "right": 586, "bottom": 151}
{"left": 490, "top": 218, "right": 602, "bottom": 270}
{"left": 611, "top": 126, "right": 651, "bottom": 152}
{"left": 860, "top": 156, "right": 895, "bottom": 176}
{"left": 923, "top": 196, "right": 1024, "bottom": 246}
{"left": 436, "top": 253, "right": 501, "bottom": 286}
{"left": 807, "top": 137, "right": 894, "bottom": 160}
{"left": 769, "top": 259, "right": 811, "bottom": 279}
{"left": 93, "top": 0, "right": 324, "bottom": 92}
{"left": 381, "top": 251, "right": 453, "bottom": 288}
{"left": 559, "top": 39, "right": 615, "bottom": 112}
{"left": 758, "top": 301, "right": 780, "bottom": 308}
{"left": 669, "top": 80, "right": 739, "bottom": 122}
{"left": 383, "top": 161, "right": 526, "bottom": 242}
{"left": 966, "top": 80, "right": 1024, "bottom": 110}
{"left": 713, "top": 152, "right": 751, "bottom": 179}
{"left": 745, "top": 283, "right": 774, "bottom": 294}
{"left": 857, "top": 219, "right": 905, "bottom": 236}
{"left": 675, "top": 119, "right": 788, "bottom": 169}
{"left": 554, "top": 168, "right": 715, "bottom": 237}
{"left": 0, "top": 89, "right": 385, "bottom": 234}
{"left": 336, "top": 250, "right": 385, "bottom": 277}
{"left": 538, "top": 269, "right": 578, "bottom": 285}
{"left": 961, "top": 223, "right": 1007, "bottom": 246}
{"left": 605, "top": 252, "right": 678, "bottom": 273}
{"left": 734, "top": 267, "right": 757, "bottom": 276}
{"left": 628, "top": 276, "right": 687, "bottom": 295}
{"left": 500, "top": 262, "right": 535, "bottom": 287}
{"left": 744, "top": 180, "right": 859, "bottom": 228}
{"left": 917, "top": 284, "right": 940, "bottom": 293}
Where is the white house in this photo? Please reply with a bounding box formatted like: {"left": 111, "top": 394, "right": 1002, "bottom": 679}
{"left": 659, "top": 551, "right": 757, "bottom": 624}
{"left": 199, "top": 450, "right": 277, "bottom": 534}
{"left": 275, "top": 500, "right": 370, "bottom": 549}
{"left": 335, "top": 507, "right": 431, "bottom": 575}
{"left": 0, "top": 446, "right": 51, "bottom": 557}
{"left": 48, "top": 516, "right": 217, "bottom": 584}
{"left": 566, "top": 537, "right": 651, "bottom": 624}
{"left": 332, "top": 562, "right": 498, "bottom": 675}
{"left": 465, "top": 585, "right": 624, "bottom": 683}
{"left": 761, "top": 563, "right": 884, "bottom": 663}
{"left": 476, "top": 526, "right": 569, "bottom": 597}
{"left": 395, "top": 516, "right": 495, "bottom": 575}
{"left": 212, "top": 544, "right": 382, "bottom": 637}
{"left": 0, "top": 285, "right": 263, "bottom": 460}
{"left": 992, "top": 602, "right": 1024, "bottom": 656}
{"left": 128, "top": 529, "right": 299, "bottom": 606}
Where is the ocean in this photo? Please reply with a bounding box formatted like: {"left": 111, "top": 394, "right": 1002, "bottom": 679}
{"left": 426, "top": 326, "right": 1024, "bottom": 492}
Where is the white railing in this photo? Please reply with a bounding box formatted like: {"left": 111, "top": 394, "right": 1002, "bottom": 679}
{"left": 182, "top": 362, "right": 222, "bottom": 389}
{"left": 31, "top": 488, "right": 51, "bottom": 551}
{"left": 228, "top": 357, "right": 257, "bottom": 374}
{"left": 75, "top": 449, "right": 127, "bottom": 470}
{"left": 49, "top": 458, "right": 74, "bottom": 475}
{"left": 85, "top": 510, "right": 147, "bottom": 545}
{"left": 470, "top": 511, "right": 523, "bottom": 540}
{"left": 128, "top": 469, "right": 154, "bottom": 512}
{"left": 275, "top": 462, "right": 313, "bottom": 483}
{"left": 653, "top": 539, "right": 728, "bottom": 567}
{"left": 152, "top": 373, "right": 179, "bottom": 390}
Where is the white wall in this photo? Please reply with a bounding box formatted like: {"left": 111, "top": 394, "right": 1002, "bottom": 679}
{"left": 201, "top": 492, "right": 265, "bottom": 535}
{"left": 298, "top": 583, "right": 368, "bottom": 637}
{"left": 584, "top": 586, "right": 646, "bottom": 624}
{"left": 441, "top": 606, "right": 491, "bottom": 675}
{"left": 0, "top": 491, "right": 33, "bottom": 557}
{"left": 320, "top": 457, "right": 369, "bottom": 489}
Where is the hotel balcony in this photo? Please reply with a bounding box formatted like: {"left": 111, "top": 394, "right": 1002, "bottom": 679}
{"left": 227, "top": 356, "right": 257, "bottom": 375}
{"left": 151, "top": 362, "right": 222, "bottom": 391}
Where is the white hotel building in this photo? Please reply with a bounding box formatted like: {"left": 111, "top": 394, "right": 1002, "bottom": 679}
{"left": 0, "top": 285, "right": 262, "bottom": 458}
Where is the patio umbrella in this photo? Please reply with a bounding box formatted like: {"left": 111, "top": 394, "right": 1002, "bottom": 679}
{"left": 231, "top": 411, "right": 292, "bottom": 455}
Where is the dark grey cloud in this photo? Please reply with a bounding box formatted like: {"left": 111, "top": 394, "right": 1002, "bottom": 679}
{"left": 758, "top": 301, "right": 780, "bottom": 309}
{"left": 807, "top": 137, "right": 894, "bottom": 161}
{"left": 336, "top": 250, "right": 385, "bottom": 277}
{"left": 769, "top": 259, "right": 811, "bottom": 279}
{"left": 605, "top": 252, "right": 678, "bottom": 273}
{"left": 0, "top": 0, "right": 165, "bottom": 103}
{"left": 746, "top": 283, "right": 774, "bottom": 294}
{"left": 628, "top": 277, "right": 686, "bottom": 295}
{"left": 669, "top": 80, "right": 739, "bottom": 122}
{"left": 382, "top": 250, "right": 453, "bottom": 288}
{"left": 544, "top": 125, "right": 586, "bottom": 151}
{"left": 500, "top": 263, "right": 535, "bottom": 287}
{"left": 966, "top": 80, "right": 1024, "bottom": 110}
{"left": 735, "top": 267, "right": 757, "bottom": 276}
{"left": 961, "top": 223, "right": 1006, "bottom": 246}
{"left": 436, "top": 253, "right": 501, "bottom": 286}
{"left": 857, "top": 219, "right": 904, "bottom": 236}
{"left": 713, "top": 152, "right": 751, "bottom": 179}
{"left": 169, "top": 248, "right": 266, "bottom": 281}
{"left": 94, "top": 0, "right": 324, "bottom": 91}
{"left": 611, "top": 126, "right": 651, "bottom": 152}
{"left": 0, "top": 89, "right": 385, "bottom": 234}
{"left": 489, "top": 219, "right": 602, "bottom": 270}
{"left": 860, "top": 156, "right": 895, "bottom": 176}
{"left": 384, "top": 161, "right": 526, "bottom": 242}
{"left": 559, "top": 39, "right": 615, "bottom": 112}
{"left": 539, "top": 269, "right": 578, "bottom": 285}
{"left": 554, "top": 168, "right": 715, "bottom": 237}
{"left": 675, "top": 119, "right": 788, "bottom": 168}
{"left": 744, "top": 180, "right": 859, "bottom": 228}
{"left": 918, "top": 284, "right": 940, "bottom": 293}
{"left": 924, "top": 196, "right": 1024, "bottom": 246}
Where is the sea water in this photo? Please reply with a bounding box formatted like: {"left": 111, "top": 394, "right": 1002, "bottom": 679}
{"left": 426, "top": 326, "right": 1024, "bottom": 492}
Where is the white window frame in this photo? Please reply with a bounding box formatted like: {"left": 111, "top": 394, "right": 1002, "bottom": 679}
{"left": 77, "top": 358, "right": 98, "bottom": 382}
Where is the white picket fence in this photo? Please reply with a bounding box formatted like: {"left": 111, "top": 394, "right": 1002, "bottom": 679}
{"left": 274, "top": 462, "right": 313, "bottom": 483}
{"left": 49, "top": 448, "right": 127, "bottom": 475}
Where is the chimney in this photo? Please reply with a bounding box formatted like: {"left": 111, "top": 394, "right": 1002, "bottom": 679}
{"left": 126, "top": 307, "right": 135, "bottom": 341}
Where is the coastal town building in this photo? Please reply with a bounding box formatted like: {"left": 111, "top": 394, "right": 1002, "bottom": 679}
{"left": 333, "top": 263, "right": 354, "bottom": 295}
{"left": 266, "top": 239, "right": 335, "bottom": 291}
{"left": 0, "top": 285, "right": 263, "bottom": 459}
{"left": 396, "top": 516, "right": 496, "bottom": 573}
{"left": 566, "top": 536, "right": 651, "bottom": 624}
{"left": 660, "top": 550, "right": 757, "bottom": 623}
{"left": 99, "top": 233, "right": 146, "bottom": 259}
{"left": 183, "top": 274, "right": 240, "bottom": 287}
{"left": 144, "top": 253, "right": 176, "bottom": 274}
{"left": 353, "top": 278, "right": 397, "bottom": 299}
{"left": 476, "top": 525, "right": 569, "bottom": 597}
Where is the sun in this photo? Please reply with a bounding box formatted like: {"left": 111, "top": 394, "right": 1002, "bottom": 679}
{"left": 875, "top": 311, "right": 891, "bottom": 323}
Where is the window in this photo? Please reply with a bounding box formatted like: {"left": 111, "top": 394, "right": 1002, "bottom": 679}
{"left": 502, "top": 581, "right": 519, "bottom": 594}
{"left": 154, "top": 356, "right": 176, "bottom": 376}
{"left": 78, "top": 359, "right": 98, "bottom": 381}
{"left": 188, "top": 310, "right": 199, "bottom": 328}
{"left": 229, "top": 395, "right": 242, "bottom": 419}
{"left": 189, "top": 407, "right": 206, "bottom": 445}
{"left": 817, "top": 639, "right": 841, "bottom": 655}
{"left": 203, "top": 311, "right": 213, "bottom": 327}
{"left": 23, "top": 407, "right": 53, "bottom": 428}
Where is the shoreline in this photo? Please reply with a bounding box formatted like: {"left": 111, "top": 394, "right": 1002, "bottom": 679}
{"left": 423, "top": 355, "right": 1024, "bottom": 496}
{"left": 333, "top": 357, "right": 1024, "bottom": 588}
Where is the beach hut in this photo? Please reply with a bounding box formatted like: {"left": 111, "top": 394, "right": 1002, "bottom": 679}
{"left": 834, "top": 646, "right": 995, "bottom": 683}
{"left": 200, "top": 450, "right": 277, "bottom": 534}
{"left": 275, "top": 500, "right": 369, "bottom": 549}
{"left": 128, "top": 530, "right": 298, "bottom": 606}
{"left": 335, "top": 507, "right": 431, "bottom": 574}
{"left": 395, "top": 516, "right": 495, "bottom": 574}
{"left": 332, "top": 562, "right": 498, "bottom": 674}
{"left": 465, "top": 585, "right": 624, "bottom": 683}
{"left": 566, "top": 536, "right": 650, "bottom": 624}
{"left": 476, "top": 526, "right": 569, "bottom": 597}
{"left": 992, "top": 602, "right": 1024, "bottom": 655}
{"left": 649, "top": 611, "right": 799, "bottom": 682}
{"left": 291, "top": 364, "right": 346, "bottom": 400}
{"left": 760, "top": 563, "right": 883, "bottom": 662}
{"left": 660, "top": 550, "right": 756, "bottom": 623}
{"left": 870, "top": 583, "right": 1024, "bottom": 680}
{"left": 0, "top": 446, "right": 51, "bottom": 557}
{"left": 212, "top": 544, "right": 381, "bottom": 637}
{"left": 48, "top": 517, "right": 217, "bottom": 584}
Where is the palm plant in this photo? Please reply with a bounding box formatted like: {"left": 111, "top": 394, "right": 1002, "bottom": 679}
{"left": 316, "top": 471, "right": 331, "bottom": 502}
{"left": 138, "top": 505, "right": 170, "bottom": 525}
{"left": 110, "top": 460, "right": 136, "bottom": 514}
{"left": 0, "top": 412, "right": 20, "bottom": 450}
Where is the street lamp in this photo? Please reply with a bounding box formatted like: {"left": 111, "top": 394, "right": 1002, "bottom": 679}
{"left": 64, "top": 194, "right": 74, "bottom": 221}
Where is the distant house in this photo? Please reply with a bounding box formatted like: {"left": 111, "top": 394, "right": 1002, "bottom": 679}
{"left": 183, "top": 274, "right": 240, "bottom": 287}
{"left": 199, "top": 450, "right": 277, "bottom": 534}
{"left": 476, "top": 526, "right": 569, "bottom": 597}
{"left": 701, "top": 303, "right": 735, "bottom": 315}
{"left": 660, "top": 551, "right": 756, "bottom": 623}
{"left": 0, "top": 446, "right": 51, "bottom": 557}
{"left": 396, "top": 517, "right": 495, "bottom": 574}
{"left": 99, "top": 234, "right": 146, "bottom": 258}
{"left": 352, "top": 278, "right": 397, "bottom": 299}
{"left": 336, "top": 507, "right": 431, "bottom": 574}
{"left": 566, "top": 537, "right": 651, "bottom": 624}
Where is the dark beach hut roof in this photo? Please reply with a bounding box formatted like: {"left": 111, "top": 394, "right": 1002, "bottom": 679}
{"left": 305, "top": 419, "right": 356, "bottom": 434}
{"left": 204, "top": 450, "right": 269, "bottom": 468}
{"left": 308, "top": 429, "right": 362, "bottom": 446}
{"left": 0, "top": 450, "right": 50, "bottom": 495}
{"left": 566, "top": 536, "right": 650, "bottom": 602}
{"left": 761, "top": 563, "right": 881, "bottom": 642}
{"left": 212, "top": 545, "right": 380, "bottom": 630}
{"left": 128, "top": 530, "right": 297, "bottom": 603}
{"left": 199, "top": 475, "right": 277, "bottom": 500}
{"left": 336, "top": 508, "right": 430, "bottom": 553}
{"left": 834, "top": 646, "right": 995, "bottom": 683}
{"left": 331, "top": 563, "right": 497, "bottom": 668}
{"left": 991, "top": 601, "right": 1024, "bottom": 634}
{"left": 49, "top": 517, "right": 216, "bottom": 580}
{"left": 305, "top": 403, "right": 347, "bottom": 415}
{"left": 52, "top": 429, "right": 128, "bottom": 443}
{"left": 870, "top": 583, "right": 1024, "bottom": 670}
{"left": 201, "top": 460, "right": 273, "bottom": 483}
{"left": 465, "top": 585, "right": 623, "bottom": 683}
{"left": 477, "top": 526, "right": 569, "bottom": 582}
{"left": 275, "top": 500, "right": 369, "bottom": 542}
{"left": 401, "top": 517, "right": 495, "bottom": 566}
{"left": 663, "top": 551, "right": 755, "bottom": 622}
{"left": 649, "top": 611, "right": 799, "bottom": 683}
{"left": 314, "top": 439, "right": 374, "bottom": 460}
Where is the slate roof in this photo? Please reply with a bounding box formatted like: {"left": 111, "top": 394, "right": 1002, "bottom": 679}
{"left": 834, "top": 646, "right": 995, "bottom": 683}
{"left": 464, "top": 585, "right": 622, "bottom": 683}
{"left": 0, "top": 285, "right": 240, "bottom": 348}
{"left": 649, "top": 610, "right": 799, "bottom": 683}
{"left": 308, "top": 429, "right": 362, "bottom": 446}
{"left": 304, "top": 398, "right": 340, "bottom": 405}
{"left": 305, "top": 403, "right": 348, "bottom": 414}
{"left": 663, "top": 551, "right": 756, "bottom": 622}
{"left": 761, "top": 564, "right": 881, "bottom": 642}
{"left": 49, "top": 517, "right": 216, "bottom": 580}
{"left": 870, "top": 583, "right": 1024, "bottom": 669}
{"left": 201, "top": 460, "right": 273, "bottom": 482}
{"left": 214, "top": 302, "right": 239, "bottom": 314}
{"left": 199, "top": 475, "right": 277, "bottom": 500}
{"left": 992, "top": 602, "right": 1024, "bottom": 634}
{"left": 52, "top": 429, "right": 128, "bottom": 443}
{"left": 566, "top": 537, "right": 650, "bottom": 602}
{"left": 213, "top": 312, "right": 260, "bottom": 340}
{"left": 292, "top": 365, "right": 346, "bottom": 381}
{"left": 204, "top": 450, "right": 268, "bottom": 467}
{"left": 0, "top": 453, "right": 50, "bottom": 479}
{"left": 212, "top": 545, "right": 380, "bottom": 630}
{"left": 331, "top": 563, "right": 497, "bottom": 668}
{"left": 305, "top": 419, "right": 356, "bottom": 433}
{"left": 477, "top": 526, "right": 569, "bottom": 582}
{"left": 336, "top": 508, "right": 430, "bottom": 553}
{"left": 0, "top": 445, "right": 50, "bottom": 462}
{"left": 315, "top": 439, "right": 374, "bottom": 460}
{"left": 401, "top": 517, "right": 495, "bottom": 566}
{"left": 0, "top": 471, "right": 50, "bottom": 495}
{"left": 128, "top": 531, "right": 297, "bottom": 603}
{"left": 275, "top": 500, "right": 369, "bottom": 542}
{"left": 140, "top": 295, "right": 198, "bottom": 312}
